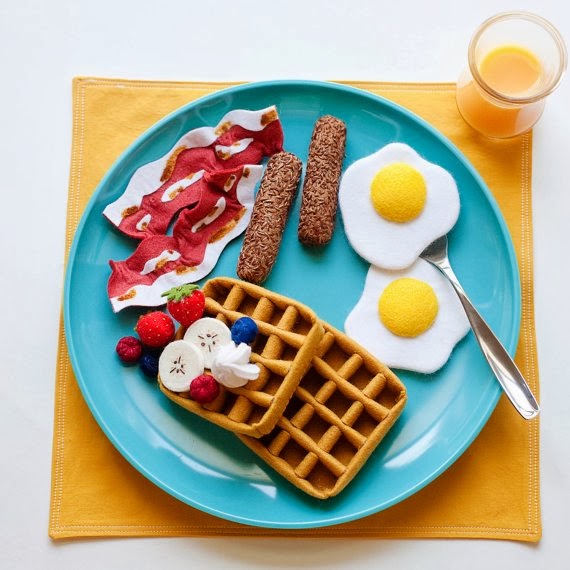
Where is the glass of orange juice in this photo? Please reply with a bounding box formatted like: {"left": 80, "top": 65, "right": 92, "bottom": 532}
{"left": 456, "top": 12, "right": 567, "bottom": 139}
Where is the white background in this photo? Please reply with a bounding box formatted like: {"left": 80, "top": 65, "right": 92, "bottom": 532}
{"left": 1, "top": 0, "right": 569, "bottom": 568}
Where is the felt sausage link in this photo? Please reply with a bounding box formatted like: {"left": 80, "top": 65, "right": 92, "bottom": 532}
{"left": 298, "top": 116, "right": 346, "bottom": 245}
{"left": 237, "top": 152, "right": 302, "bottom": 284}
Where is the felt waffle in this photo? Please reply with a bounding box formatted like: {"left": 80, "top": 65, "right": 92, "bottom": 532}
{"left": 237, "top": 322, "right": 407, "bottom": 499}
{"left": 159, "top": 277, "right": 325, "bottom": 437}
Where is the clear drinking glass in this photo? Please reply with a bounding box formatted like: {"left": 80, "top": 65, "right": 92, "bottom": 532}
{"left": 456, "top": 12, "right": 567, "bottom": 138}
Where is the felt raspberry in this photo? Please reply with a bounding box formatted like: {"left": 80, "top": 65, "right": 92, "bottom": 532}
{"left": 230, "top": 316, "right": 258, "bottom": 344}
{"left": 135, "top": 311, "right": 175, "bottom": 348}
{"left": 162, "top": 284, "right": 205, "bottom": 328}
{"left": 115, "top": 336, "right": 143, "bottom": 363}
{"left": 189, "top": 374, "right": 220, "bottom": 404}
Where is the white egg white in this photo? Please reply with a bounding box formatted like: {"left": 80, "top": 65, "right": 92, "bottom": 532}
{"left": 339, "top": 143, "right": 460, "bottom": 270}
{"left": 345, "top": 259, "right": 470, "bottom": 374}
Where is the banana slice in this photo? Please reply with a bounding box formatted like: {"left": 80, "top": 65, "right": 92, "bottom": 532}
{"left": 158, "top": 340, "right": 205, "bottom": 392}
{"left": 183, "top": 317, "right": 232, "bottom": 368}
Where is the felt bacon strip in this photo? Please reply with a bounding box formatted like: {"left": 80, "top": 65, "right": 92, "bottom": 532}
{"left": 107, "top": 165, "right": 263, "bottom": 312}
{"left": 103, "top": 106, "right": 283, "bottom": 240}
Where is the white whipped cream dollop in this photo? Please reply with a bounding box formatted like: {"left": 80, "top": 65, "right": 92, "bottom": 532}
{"left": 210, "top": 342, "right": 260, "bottom": 388}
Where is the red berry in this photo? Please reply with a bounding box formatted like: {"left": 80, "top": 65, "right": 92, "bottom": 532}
{"left": 116, "top": 336, "right": 142, "bottom": 363}
{"left": 135, "top": 311, "right": 175, "bottom": 348}
{"left": 162, "top": 284, "right": 205, "bottom": 327}
{"left": 189, "top": 374, "right": 220, "bottom": 404}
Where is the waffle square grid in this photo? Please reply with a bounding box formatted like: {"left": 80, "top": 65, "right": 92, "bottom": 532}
{"left": 238, "top": 322, "right": 407, "bottom": 498}
{"left": 159, "top": 277, "right": 407, "bottom": 498}
{"left": 159, "top": 278, "right": 325, "bottom": 437}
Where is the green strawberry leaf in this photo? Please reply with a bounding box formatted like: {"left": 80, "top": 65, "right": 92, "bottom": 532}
{"left": 161, "top": 283, "right": 200, "bottom": 302}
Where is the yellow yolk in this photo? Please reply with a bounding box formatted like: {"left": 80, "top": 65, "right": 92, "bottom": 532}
{"left": 378, "top": 278, "right": 439, "bottom": 337}
{"left": 370, "top": 163, "right": 427, "bottom": 223}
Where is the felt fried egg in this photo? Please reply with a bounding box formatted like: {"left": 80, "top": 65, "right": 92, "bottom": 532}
{"left": 339, "top": 143, "right": 460, "bottom": 270}
{"left": 345, "top": 259, "right": 470, "bottom": 374}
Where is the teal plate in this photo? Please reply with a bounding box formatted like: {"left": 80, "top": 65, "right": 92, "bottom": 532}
{"left": 64, "top": 80, "right": 521, "bottom": 528}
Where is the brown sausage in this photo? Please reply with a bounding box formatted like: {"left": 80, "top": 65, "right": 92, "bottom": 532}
{"left": 298, "top": 115, "right": 346, "bottom": 245}
{"left": 237, "top": 152, "right": 302, "bottom": 283}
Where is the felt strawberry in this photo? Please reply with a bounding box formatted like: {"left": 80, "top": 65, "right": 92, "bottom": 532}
{"left": 135, "top": 311, "right": 175, "bottom": 348}
{"left": 162, "top": 284, "right": 205, "bottom": 327}
{"left": 189, "top": 374, "right": 220, "bottom": 404}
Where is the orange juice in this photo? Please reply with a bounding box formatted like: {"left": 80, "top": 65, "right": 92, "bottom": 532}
{"left": 456, "top": 44, "right": 545, "bottom": 138}
{"left": 456, "top": 12, "right": 567, "bottom": 138}
{"left": 479, "top": 45, "right": 543, "bottom": 95}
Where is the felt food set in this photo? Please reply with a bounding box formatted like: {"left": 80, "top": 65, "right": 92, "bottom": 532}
{"left": 104, "top": 103, "right": 467, "bottom": 500}
{"left": 158, "top": 277, "right": 407, "bottom": 499}
{"left": 159, "top": 278, "right": 326, "bottom": 439}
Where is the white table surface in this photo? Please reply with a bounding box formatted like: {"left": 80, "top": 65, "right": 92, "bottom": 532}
{"left": 2, "top": 0, "right": 569, "bottom": 568}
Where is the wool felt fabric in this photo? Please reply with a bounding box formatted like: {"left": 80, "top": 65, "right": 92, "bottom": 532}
{"left": 103, "top": 106, "right": 283, "bottom": 239}
{"left": 50, "top": 78, "right": 540, "bottom": 541}
{"left": 236, "top": 151, "right": 303, "bottom": 284}
{"left": 107, "top": 164, "right": 263, "bottom": 311}
{"left": 339, "top": 142, "right": 460, "bottom": 270}
{"left": 345, "top": 259, "right": 470, "bottom": 374}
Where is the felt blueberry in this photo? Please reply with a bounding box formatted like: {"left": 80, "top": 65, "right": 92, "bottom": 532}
{"left": 139, "top": 351, "right": 160, "bottom": 378}
{"left": 230, "top": 316, "right": 258, "bottom": 344}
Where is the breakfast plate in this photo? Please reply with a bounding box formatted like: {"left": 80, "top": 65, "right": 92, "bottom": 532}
{"left": 64, "top": 80, "right": 520, "bottom": 528}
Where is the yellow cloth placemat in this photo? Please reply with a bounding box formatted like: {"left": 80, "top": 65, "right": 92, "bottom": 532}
{"left": 49, "top": 78, "right": 540, "bottom": 541}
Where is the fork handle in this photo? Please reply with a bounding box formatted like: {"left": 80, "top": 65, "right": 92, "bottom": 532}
{"left": 437, "top": 264, "right": 540, "bottom": 420}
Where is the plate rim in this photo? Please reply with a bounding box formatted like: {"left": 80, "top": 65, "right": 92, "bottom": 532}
{"left": 63, "top": 79, "right": 521, "bottom": 528}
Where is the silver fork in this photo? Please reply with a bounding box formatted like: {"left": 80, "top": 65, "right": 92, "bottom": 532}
{"left": 420, "top": 235, "right": 540, "bottom": 420}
